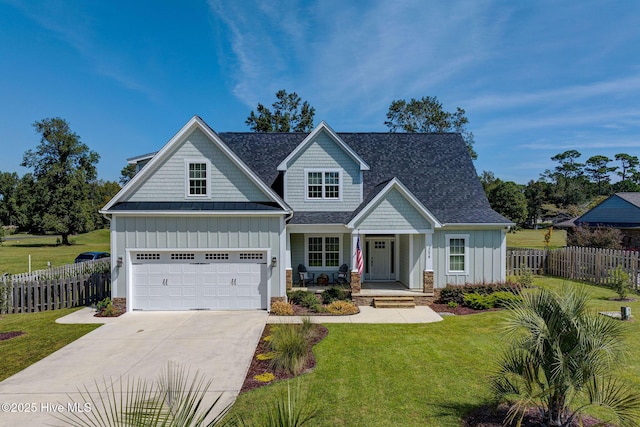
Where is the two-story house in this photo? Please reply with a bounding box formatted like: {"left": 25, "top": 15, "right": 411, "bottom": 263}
{"left": 100, "top": 116, "right": 512, "bottom": 312}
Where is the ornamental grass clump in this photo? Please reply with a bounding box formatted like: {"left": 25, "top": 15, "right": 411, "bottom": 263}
{"left": 269, "top": 324, "right": 308, "bottom": 376}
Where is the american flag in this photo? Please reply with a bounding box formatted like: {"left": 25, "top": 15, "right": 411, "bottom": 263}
{"left": 356, "top": 235, "right": 364, "bottom": 275}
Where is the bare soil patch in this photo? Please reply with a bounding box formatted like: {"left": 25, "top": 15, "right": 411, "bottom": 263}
{"left": 0, "top": 331, "right": 24, "bottom": 341}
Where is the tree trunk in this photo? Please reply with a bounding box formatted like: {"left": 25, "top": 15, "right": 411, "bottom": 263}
{"left": 61, "top": 233, "right": 70, "bottom": 245}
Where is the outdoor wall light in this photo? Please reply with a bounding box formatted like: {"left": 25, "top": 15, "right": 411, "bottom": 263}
{"left": 117, "top": 256, "right": 123, "bottom": 267}
{"left": 271, "top": 256, "right": 277, "bottom": 267}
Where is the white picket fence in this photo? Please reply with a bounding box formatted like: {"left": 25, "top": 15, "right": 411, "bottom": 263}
{"left": 5, "top": 258, "right": 111, "bottom": 283}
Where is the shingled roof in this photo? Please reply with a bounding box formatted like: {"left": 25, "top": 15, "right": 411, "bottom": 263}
{"left": 218, "top": 132, "right": 510, "bottom": 225}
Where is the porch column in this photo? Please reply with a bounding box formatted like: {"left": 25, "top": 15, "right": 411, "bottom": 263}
{"left": 423, "top": 232, "right": 434, "bottom": 295}
{"left": 285, "top": 229, "right": 293, "bottom": 289}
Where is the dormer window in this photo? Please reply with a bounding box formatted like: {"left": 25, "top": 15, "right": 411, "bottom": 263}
{"left": 185, "top": 159, "right": 210, "bottom": 198}
{"left": 306, "top": 169, "right": 341, "bottom": 200}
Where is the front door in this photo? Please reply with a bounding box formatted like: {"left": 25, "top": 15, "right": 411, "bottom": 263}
{"left": 367, "top": 238, "right": 394, "bottom": 280}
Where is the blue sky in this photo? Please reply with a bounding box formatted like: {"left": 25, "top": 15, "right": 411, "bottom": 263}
{"left": 1, "top": 0, "right": 639, "bottom": 185}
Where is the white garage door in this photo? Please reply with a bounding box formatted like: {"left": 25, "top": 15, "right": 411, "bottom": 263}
{"left": 131, "top": 251, "right": 268, "bottom": 311}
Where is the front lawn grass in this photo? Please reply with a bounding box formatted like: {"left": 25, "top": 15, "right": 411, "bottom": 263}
{"left": 506, "top": 228, "right": 566, "bottom": 249}
{"left": 229, "top": 313, "right": 503, "bottom": 426}
{"left": 0, "top": 308, "right": 101, "bottom": 381}
{"left": 0, "top": 229, "right": 110, "bottom": 274}
{"left": 228, "top": 278, "right": 640, "bottom": 426}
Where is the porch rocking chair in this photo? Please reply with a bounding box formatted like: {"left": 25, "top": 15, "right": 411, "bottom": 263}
{"left": 297, "top": 264, "right": 315, "bottom": 286}
{"left": 332, "top": 263, "right": 350, "bottom": 285}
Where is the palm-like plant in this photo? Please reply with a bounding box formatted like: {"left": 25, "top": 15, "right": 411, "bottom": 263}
{"left": 52, "top": 362, "right": 234, "bottom": 427}
{"left": 492, "top": 285, "right": 640, "bottom": 426}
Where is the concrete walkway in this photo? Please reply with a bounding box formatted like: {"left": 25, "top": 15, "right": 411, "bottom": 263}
{"left": 0, "top": 309, "right": 268, "bottom": 426}
{"left": 267, "top": 306, "right": 443, "bottom": 324}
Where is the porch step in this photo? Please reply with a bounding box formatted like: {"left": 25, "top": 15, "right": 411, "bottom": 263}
{"left": 373, "top": 296, "right": 416, "bottom": 309}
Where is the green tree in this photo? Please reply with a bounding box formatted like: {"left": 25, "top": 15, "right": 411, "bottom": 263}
{"left": 89, "top": 180, "right": 121, "bottom": 229}
{"left": 384, "top": 96, "right": 477, "bottom": 160}
{"left": 524, "top": 180, "right": 547, "bottom": 228}
{"left": 479, "top": 170, "right": 497, "bottom": 193}
{"left": 615, "top": 153, "right": 639, "bottom": 181}
{"left": 0, "top": 171, "right": 20, "bottom": 226}
{"left": 246, "top": 89, "right": 315, "bottom": 132}
{"left": 585, "top": 155, "right": 616, "bottom": 195}
{"left": 21, "top": 117, "right": 100, "bottom": 245}
{"left": 119, "top": 163, "right": 137, "bottom": 185}
{"left": 542, "top": 150, "right": 588, "bottom": 207}
{"left": 486, "top": 180, "right": 527, "bottom": 227}
{"left": 493, "top": 285, "right": 640, "bottom": 427}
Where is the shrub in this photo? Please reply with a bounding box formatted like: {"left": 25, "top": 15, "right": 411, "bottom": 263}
{"left": 96, "top": 297, "right": 111, "bottom": 311}
{"left": 287, "top": 290, "right": 314, "bottom": 305}
{"left": 271, "top": 301, "right": 294, "bottom": 316}
{"left": 489, "top": 291, "right": 522, "bottom": 308}
{"left": 321, "top": 286, "right": 350, "bottom": 304}
{"left": 96, "top": 297, "right": 114, "bottom": 316}
{"left": 447, "top": 301, "right": 458, "bottom": 308}
{"left": 269, "top": 324, "right": 308, "bottom": 375}
{"left": 299, "top": 293, "right": 320, "bottom": 309}
{"left": 567, "top": 225, "right": 623, "bottom": 249}
{"left": 517, "top": 270, "right": 534, "bottom": 288}
{"left": 611, "top": 265, "right": 631, "bottom": 299}
{"left": 326, "top": 300, "right": 359, "bottom": 315}
{"left": 437, "top": 282, "right": 521, "bottom": 305}
{"left": 463, "top": 293, "right": 492, "bottom": 310}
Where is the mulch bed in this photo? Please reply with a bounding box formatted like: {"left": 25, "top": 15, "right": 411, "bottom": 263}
{"left": 0, "top": 331, "right": 24, "bottom": 341}
{"left": 429, "top": 303, "right": 501, "bottom": 316}
{"left": 462, "top": 404, "right": 614, "bottom": 426}
{"left": 240, "top": 323, "right": 328, "bottom": 393}
{"left": 93, "top": 298, "right": 127, "bottom": 317}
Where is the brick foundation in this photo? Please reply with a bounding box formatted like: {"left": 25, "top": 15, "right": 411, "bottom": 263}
{"left": 285, "top": 268, "right": 293, "bottom": 290}
{"left": 423, "top": 270, "right": 434, "bottom": 296}
{"left": 350, "top": 271, "right": 361, "bottom": 293}
{"left": 112, "top": 297, "right": 127, "bottom": 313}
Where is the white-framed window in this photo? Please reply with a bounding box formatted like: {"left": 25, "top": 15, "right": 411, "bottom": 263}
{"left": 445, "top": 234, "right": 469, "bottom": 274}
{"left": 185, "top": 159, "right": 210, "bottom": 198}
{"left": 306, "top": 235, "right": 341, "bottom": 268}
{"left": 305, "top": 169, "right": 341, "bottom": 200}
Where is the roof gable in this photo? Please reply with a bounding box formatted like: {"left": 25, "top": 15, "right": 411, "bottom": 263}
{"left": 277, "top": 121, "right": 369, "bottom": 171}
{"left": 102, "top": 116, "right": 289, "bottom": 213}
{"left": 348, "top": 178, "right": 441, "bottom": 231}
{"left": 576, "top": 192, "right": 640, "bottom": 227}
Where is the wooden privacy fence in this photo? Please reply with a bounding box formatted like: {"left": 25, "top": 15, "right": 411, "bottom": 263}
{"left": 507, "top": 246, "right": 640, "bottom": 289}
{"left": 0, "top": 272, "right": 111, "bottom": 314}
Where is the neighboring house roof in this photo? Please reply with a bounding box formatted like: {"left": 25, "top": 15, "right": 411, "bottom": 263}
{"left": 558, "top": 192, "right": 640, "bottom": 228}
{"left": 219, "top": 131, "right": 511, "bottom": 225}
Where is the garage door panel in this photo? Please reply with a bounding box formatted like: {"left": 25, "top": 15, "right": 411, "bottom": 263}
{"left": 132, "top": 253, "right": 267, "bottom": 311}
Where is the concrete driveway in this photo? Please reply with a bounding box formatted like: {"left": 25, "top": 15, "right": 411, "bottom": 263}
{"left": 0, "top": 309, "right": 268, "bottom": 426}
